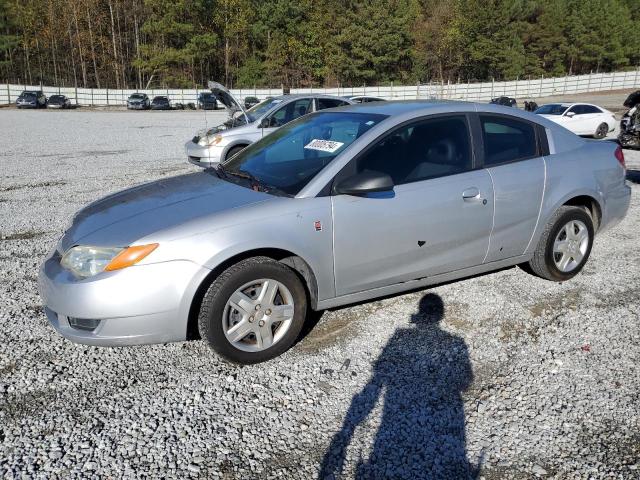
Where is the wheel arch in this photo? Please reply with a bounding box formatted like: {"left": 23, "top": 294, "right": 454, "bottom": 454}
{"left": 562, "top": 194, "right": 602, "bottom": 231}
{"left": 223, "top": 141, "right": 251, "bottom": 161}
{"left": 186, "top": 248, "right": 319, "bottom": 340}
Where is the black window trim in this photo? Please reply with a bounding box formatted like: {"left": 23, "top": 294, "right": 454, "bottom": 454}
{"left": 328, "top": 112, "right": 480, "bottom": 196}
{"left": 473, "top": 112, "right": 543, "bottom": 168}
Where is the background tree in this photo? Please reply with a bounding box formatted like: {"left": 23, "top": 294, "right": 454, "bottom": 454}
{"left": 1, "top": 0, "right": 639, "bottom": 88}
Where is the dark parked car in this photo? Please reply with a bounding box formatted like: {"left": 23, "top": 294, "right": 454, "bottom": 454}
{"left": 197, "top": 92, "right": 218, "bottom": 110}
{"left": 244, "top": 96, "right": 260, "bottom": 109}
{"left": 47, "top": 95, "right": 73, "bottom": 109}
{"left": 16, "top": 90, "right": 47, "bottom": 108}
{"left": 151, "top": 96, "right": 172, "bottom": 110}
{"left": 490, "top": 96, "right": 517, "bottom": 108}
{"left": 127, "top": 93, "right": 150, "bottom": 110}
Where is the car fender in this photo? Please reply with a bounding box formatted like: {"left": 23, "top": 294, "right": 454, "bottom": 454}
{"left": 525, "top": 186, "right": 603, "bottom": 256}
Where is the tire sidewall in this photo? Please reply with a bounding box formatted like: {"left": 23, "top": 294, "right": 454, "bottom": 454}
{"left": 544, "top": 208, "right": 594, "bottom": 281}
{"left": 202, "top": 261, "right": 307, "bottom": 364}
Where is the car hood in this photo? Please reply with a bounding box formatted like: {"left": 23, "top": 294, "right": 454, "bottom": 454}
{"left": 61, "top": 172, "right": 271, "bottom": 250}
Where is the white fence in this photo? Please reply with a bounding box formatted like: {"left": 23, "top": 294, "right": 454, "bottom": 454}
{"left": 1, "top": 70, "right": 639, "bottom": 107}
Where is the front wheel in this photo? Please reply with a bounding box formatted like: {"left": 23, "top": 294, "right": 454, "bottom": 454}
{"left": 198, "top": 257, "right": 307, "bottom": 364}
{"left": 528, "top": 206, "right": 594, "bottom": 281}
{"left": 225, "top": 145, "right": 246, "bottom": 161}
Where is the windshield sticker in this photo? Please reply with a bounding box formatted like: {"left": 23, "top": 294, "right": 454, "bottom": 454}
{"left": 271, "top": 99, "right": 283, "bottom": 103}
{"left": 365, "top": 120, "right": 375, "bottom": 126}
{"left": 304, "top": 139, "right": 345, "bottom": 153}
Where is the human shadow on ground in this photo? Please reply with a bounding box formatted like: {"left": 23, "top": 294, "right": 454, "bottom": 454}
{"left": 319, "top": 293, "right": 479, "bottom": 479}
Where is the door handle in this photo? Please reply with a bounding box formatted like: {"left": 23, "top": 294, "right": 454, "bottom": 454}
{"left": 462, "top": 187, "right": 480, "bottom": 200}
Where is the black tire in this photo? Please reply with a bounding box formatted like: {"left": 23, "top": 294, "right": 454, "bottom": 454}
{"left": 528, "top": 206, "right": 594, "bottom": 281}
{"left": 594, "top": 122, "right": 609, "bottom": 139}
{"left": 225, "top": 145, "right": 246, "bottom": 161}
{"left": 198, "top": 257, "right": 308, "bottom": 364}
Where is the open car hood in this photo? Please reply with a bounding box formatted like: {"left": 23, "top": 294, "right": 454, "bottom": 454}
{"left": 208, "top": 81, "right": 250, "bottom": 124}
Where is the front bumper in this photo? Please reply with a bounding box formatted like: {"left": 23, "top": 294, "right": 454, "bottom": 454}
{"left": 127, "top": 103, "right": 146, "bottom": 110}
{"left": 38, "top": 250, "right": 211, "bottom": 346}
{"left": 185, "top": 140, "right": 223, "bottom": 167}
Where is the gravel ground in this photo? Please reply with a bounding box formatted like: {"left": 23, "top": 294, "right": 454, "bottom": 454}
{"left": 0, "top": 107, "right": 639, "bottom": 480}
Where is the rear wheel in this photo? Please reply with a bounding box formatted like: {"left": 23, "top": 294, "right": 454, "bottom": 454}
{"left": 528, "top": 206, "right": 594, "bottom": 281}
{"left": 198, "top": 257, "right": 307, "bottom": 364}
{"left": 594, "top": 122, "right": 609, "bottom": 139}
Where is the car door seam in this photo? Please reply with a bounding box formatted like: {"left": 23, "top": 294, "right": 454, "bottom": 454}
{"left": 482, "top": 168, "right": 496, "bottom": 264}
{"left": 524, "top": 156, "right": 547, "bottom": 253}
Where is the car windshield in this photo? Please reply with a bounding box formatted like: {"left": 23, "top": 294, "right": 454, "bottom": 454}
{"left": 246, "top": 98, "right": 285, "bottom": 122}
{"left": 130, "top": 94, "right": 144, "bottom": 99}
{"left": 217, "top": 111, "right": 388, "bottom": 196}
{"left": 50, "top": 95, "right": 63, "bottom": 101}
{"left": 21, "top": 93, "right": 36, "bottom": 98}
{"left": 199, "top": 93, "right": 214, "bottom": 100}
{"left": 535, "top": 104, "right": 568, "bottom": 115}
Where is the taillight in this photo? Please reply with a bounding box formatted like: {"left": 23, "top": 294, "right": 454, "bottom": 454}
{"left": 614, "top": 145, "right": 625, "bottom": 169}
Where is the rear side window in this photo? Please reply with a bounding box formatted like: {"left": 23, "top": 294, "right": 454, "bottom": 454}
{"left": 317, "top": 98, "right": 350, "bottom": 110}
{"left": 581, "top": 105, "right": 601, "bottom": 114}
{"left": 480, "top": 115, "right": 538, "bottom": 166}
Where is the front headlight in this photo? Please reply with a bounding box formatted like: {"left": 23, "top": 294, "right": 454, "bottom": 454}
{"left": 60, "top": 244, "right": 158, "bottom": 278}
{"left": 199, "top": 134, "right": 223, "bottom": 147}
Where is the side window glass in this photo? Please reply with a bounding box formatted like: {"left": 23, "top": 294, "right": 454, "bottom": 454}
{"left": 480, "top": 115, "right": 537, "bottom": 166}
{"left": 583, "top": 105, "right": 600, "bottom": 114}
{"left": 289, "top": 99, "right": 312, "bottom": 122}
{"left": 355, "top": 116, "right": 472, "bottom": 185}
{"left": 317, "top": 98, "right": 347, "bottom": 110}
{"left": 268, "top": 104, "right": 289, "bottom": 127}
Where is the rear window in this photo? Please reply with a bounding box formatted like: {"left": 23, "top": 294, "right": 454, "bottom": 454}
{"left": 480, "top": 115, "right": 538, "bottom": 166}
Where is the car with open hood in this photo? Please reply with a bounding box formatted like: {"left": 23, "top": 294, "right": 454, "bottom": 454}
{"left": 40, "top": 100, "right": 630, "bottom": 364}
{"left": 185, "top": 81, "right": 353, "bottom": 167}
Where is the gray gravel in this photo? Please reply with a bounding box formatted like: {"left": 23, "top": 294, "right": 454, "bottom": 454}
{"left": 1, "top": 108, "right": 639, "bottom": 479}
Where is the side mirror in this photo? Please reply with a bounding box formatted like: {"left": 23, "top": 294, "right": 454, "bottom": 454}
{"left": 259, "top": 118, "right": 271, "bottom": 128}
{"left": 566, "top": 111, "right": 575, "bottom": 118}
{"left": 335, "top": 170, "right": 394, "bottom": 196}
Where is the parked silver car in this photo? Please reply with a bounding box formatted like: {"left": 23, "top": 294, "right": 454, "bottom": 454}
{"left": 39, "top": 101, "right": 630, "bottom": 364}
{"left": 185, "top": 82, "right": 352, "bottom": 167}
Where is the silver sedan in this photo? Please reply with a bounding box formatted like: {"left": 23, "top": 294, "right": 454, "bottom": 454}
{"left": 185, "top": 82, "right": 352, "bottom": 167}
{"left": 39, "top": 101, "right": 631, "bottom": 364}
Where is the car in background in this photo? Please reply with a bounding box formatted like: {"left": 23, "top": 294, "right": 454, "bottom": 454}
{"left": 47, "top": 95, "right": 73, "bottom": 109}
{"left": 490, "top": 96, "right": 517, "bottom": 108}
{"left": 16, "top": 90, "right": 47, "bottom": 108}
{"left": 40, "top": 101, "right": 631, "bottom": 364}
{"left": 127, "top": 93, "right": 150, "bottom": 110}
{"left": 346, "top": 95, "right": 386, "bottom": 103}
{"left": 185, "top": 81, "right": 353, "bottom": 167}
{"left": 535, "top": 103, "right": 616, "bottom": 139}
{"left": 197, "top": 92, "right": 218, "bottom": 110}
{"left": 244, "top": 96, "right": 260, "bottom": 109}
{"left": 151, "top": 96, "right": 172, "bottom": 110}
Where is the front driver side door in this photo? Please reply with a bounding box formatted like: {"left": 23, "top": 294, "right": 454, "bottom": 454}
{"left": 261, "top": 98, "right": 313, "bottom": 137}
{"left": 331, "top": 114, "right": 494, "bottom": 296}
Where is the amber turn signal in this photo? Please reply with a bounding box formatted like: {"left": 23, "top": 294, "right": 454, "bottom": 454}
{"left": 104, "top": 243, "right": 159, "bottom": 271}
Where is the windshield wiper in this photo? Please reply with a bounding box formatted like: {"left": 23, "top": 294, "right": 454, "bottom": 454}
{"left": 217, "top": 166, "right": 290, "bottom": 196}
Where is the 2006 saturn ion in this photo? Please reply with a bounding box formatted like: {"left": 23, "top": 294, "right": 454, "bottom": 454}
{"left": 39, "top": 101, "right": 630, "bottom": 364}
